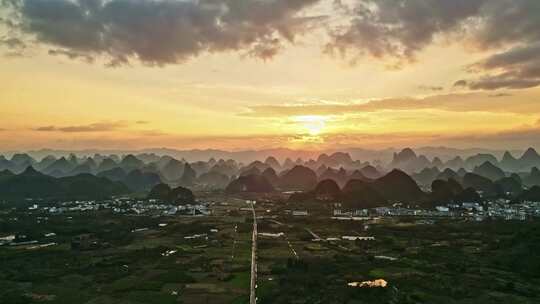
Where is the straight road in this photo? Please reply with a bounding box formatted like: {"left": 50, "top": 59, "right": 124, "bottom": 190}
{"left": 249, "top": 202, "right": 258, "bottom": 304}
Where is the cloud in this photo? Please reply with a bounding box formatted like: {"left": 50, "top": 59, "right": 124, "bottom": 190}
{"left": 455, "top": 77, "right": 540, "bottom": 91}
{"left": 242, "top": 92, "right": 528, "bottom": 117}
{"left": 34, "top": 121, "right": 127, "bottom": 133}
{"left": 456, "top": 42, "right": 540, "bottom": 90}
{"left": 325, "top": 0, "right": 486, "bottom": 62}
{"left": 0, "top": 37, "right": 25, "bottom": 49}
{"left": 489, "top": 93, "right": 512, "bottom": 98}
{"left": 439, "top": 126, "right": 540, "bottom": 149}
{"left": 34, "top": 126, "right": 57, "bottom": 132}
{"left": 325, "top": 0, "right": 540, "bottom": 90}
{"left": 3, "top": 0, "right": 539, "bottom": 92}
{"left": 327, "top": 1, "right": 540, "bottom": 60}
{"left": 2, "top": 0, "right": 322, "bottom": 66}
{"left": 418, "top": 85, "right": 444, "bottom": 91}
{"left": 48, "top": 49, "right": 94, "bottom": 63}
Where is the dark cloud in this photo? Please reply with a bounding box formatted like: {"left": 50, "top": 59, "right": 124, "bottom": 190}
{"left": 457, "top": 43, "right": 540, "bottom": 90}
{"left": 325, "top": 0, "right": 540, "bottom": 90}
{"left": 34, "top": 121, "right": 127, "bottom": 133}
{"left": 455, "top": 77, "right": 540, "bottom": 91}
{"left": 326, "top": 0, "right": 486, "bottom": 62}
{"left": 327, "top": 0, "right": 540, "bottom": 60}
{"left": 453, "top": 80, "right": 467, "bottom": 87}
{"left": 34, "top": 126, "right": 57, "bottom": 132}
{"left": 48, "top": 49, "right": 94, "bottom": 63}
{"left": 489, "top": 93, "right": 512, "bottom": 98}
{"left": 473, "top": 1, "right": 540, "bottom": 49}
{"left": 2, "top": 0, "right": 321, "bottom": 66}
{"left": 0, "top": 37, "right": 25, "bottom": 49}
{"left": 418, "top": 85, "right": 444, "bottom": 91}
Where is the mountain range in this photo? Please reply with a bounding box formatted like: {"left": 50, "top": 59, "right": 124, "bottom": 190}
{"left": 2, "top": 148, "right": 540, "bottom": 204}
{"left": 0, "top": 167, "right": 128, "bottom": 200}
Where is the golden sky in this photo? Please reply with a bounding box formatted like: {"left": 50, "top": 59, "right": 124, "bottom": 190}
{"left": 1, "top": 0, "right": 540, "bottom": 151}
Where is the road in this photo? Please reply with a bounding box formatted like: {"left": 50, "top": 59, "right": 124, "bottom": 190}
{"left": 305, "top": 228, "right": 322, "bottom": 241}
{"left": 285, "top": 234, "right": 299, "bottom": 259}
{"left": 231, "top": 224, "right": 238, "bottom": 260}
{"left": 249, "top": 202, "right": 258, "bottom": 304}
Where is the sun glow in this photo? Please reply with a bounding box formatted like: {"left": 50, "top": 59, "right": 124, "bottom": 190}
{"left": 294, "top": 115, "right": 328, "bottom": 136}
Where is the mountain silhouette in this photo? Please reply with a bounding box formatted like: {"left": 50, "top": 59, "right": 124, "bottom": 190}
{"left": 261, "top": 167, "right": 279, "bottom": 187}
{"left": 359, "top": 165, "right": 382, "bottom": 179}
{"left": 226, "top": 175, "right": 275, "bottom": 193}
{"left": 430, "top": 179, "right": 464, "bottom": 203}
{"left": 180, "top": 163, "right": 197, "bottom": 186}
{"left": 97, "top": 158, "right": 118, "bottom": 172}
{"left": 371, "top": 169, "right": 425, "bottom": 202}
{"left": 473, "top": 161, "right": 506, "bottom": 181}
{"left": 124, "top": 169, "right": 162, "bottom": 191}
{"left": 519, "top": 186, "right": 540, "bottom": 201}
{"left": 313, "top": 179, "right": 342, "bottom": 201}
{"left": 0, "top": 166, "right": 128, "bottom": 200}
{"left": 523, "top": 167, "right": 540, "bottom": 188}
{"left": 43, "top": 157, "right": 75, "bottom": 177}
{"left": 465, "top": 154, "right": 499, "bottom": 170}
{"left": 120, "top": 154, "right": 144, "bottom": 171}
{"left": 319, "top": 167, "right": 349, "bottom": 188}
{"left": 348, "top": 169, "right": 371, "bottom": 182}
{"left": 97, "top": 167, "right": 127, "bottom": 182}
{"left": 495, "top": 177, "right": 523, "bottom": 196}
{"left": 521, "top": 148, "right": 540, "bottom": 163}
{"left": 500, "top": 151, "right": 519, "bottom": 171}
{"left": 341, "top": 179, "right": 387, "bottom": 209}
{"left": 413, "top": 167, "right": 441, "bottom": 186}
{"left": 148, "top": 183, "right": 195, "bottom": 204}
{"left": 462, "top": 173, "right": 501, "bottom": 197}
{"left": 264, "top": 156, "right": 281, "bottom": 171}
{"left": 197, "top": 171, "right": 230, "bottom": 189}
{"left": 278, "top": 165, "right": 318, "bottom": 191}
{"left": 161, "top": 158, "right": 185, "bottom": 182}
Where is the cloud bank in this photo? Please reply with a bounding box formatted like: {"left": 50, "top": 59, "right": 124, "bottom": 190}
{"left": 242, "top": 92, "right": 537, "bottom": 117}
{"left": 34, "top": 121, "right": 128, "bottom": 133}
{"left": 326, "top": 0, "right": 540, "bottom": 90}
{"left": 2, "top": 0, "right": 540, "bottom": 90}
{"left": 2, "top": 0, "right": 321, "bottom": 66}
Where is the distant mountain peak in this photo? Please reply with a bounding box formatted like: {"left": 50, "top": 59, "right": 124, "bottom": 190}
{"left": 393, "top": 148, "right": 417, "bottom": 163}
{"left": 521, "top": 147, "right": 540, "bottom": 160}
{"left": 22, "top": 166, "right": 41, "bottom": 176}
{"left": 478, "top": 161, "right": 498, "bottom": 169}
{"left": 502, "top": 151, "right": 516, "bottom": 160}
{"left": 11, "top": 153, "right": 35, "bottom": 164}
{"left": 385, "top": 169, "right": 410, "bottom": 178}
{"left": 264, "top": 156, "right": 281, "bottom": 169}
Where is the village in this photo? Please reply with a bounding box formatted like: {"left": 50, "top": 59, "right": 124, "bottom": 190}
{"left": 2, "top": 196, "right": 540, "bottom": 249}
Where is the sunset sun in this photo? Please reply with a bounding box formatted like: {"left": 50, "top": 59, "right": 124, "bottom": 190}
{"left": 294, "top": 115, "right": 327, "bottom": 136}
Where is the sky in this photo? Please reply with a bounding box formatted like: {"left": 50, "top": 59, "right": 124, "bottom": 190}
{"left": 1, "top": 0, "right": 540, "bottom": 152}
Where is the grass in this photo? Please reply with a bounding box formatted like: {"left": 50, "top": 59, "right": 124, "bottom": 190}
{"left": 229, "top": 272, "right": 250, "bottom": 289}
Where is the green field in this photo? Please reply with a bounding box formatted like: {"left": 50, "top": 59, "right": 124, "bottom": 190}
{"left": 1, "top": 200, "right": 539, "bottom": 304}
